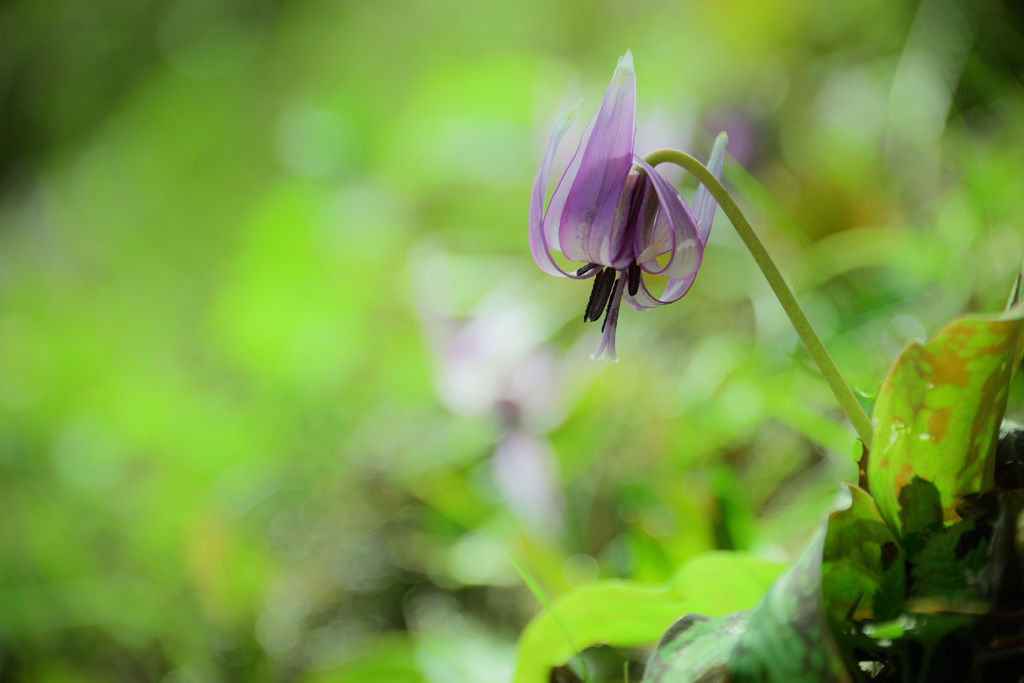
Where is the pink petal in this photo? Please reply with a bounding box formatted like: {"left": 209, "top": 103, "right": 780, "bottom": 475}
{"left": 622, "top": 271, "right": 698, "bottom": 311}
{"left": 633, "top": 157, "right": 703, "bottom": 281}
{"left": 692, "top": 132, "right": 728, "bottom": 243}
{"left": 546, "top": 51, "right": 637, "bottom": 269}
{"left": 529, "top": 106, "right": 587, "bottom": 278}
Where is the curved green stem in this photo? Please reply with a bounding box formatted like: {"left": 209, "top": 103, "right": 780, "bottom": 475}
{"left": 643, "top": 147, "right": 874, "bottom": 451}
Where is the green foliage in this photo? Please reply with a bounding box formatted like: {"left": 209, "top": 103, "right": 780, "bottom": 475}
{"left": 728, "top": 531, "right": 850, "bottom": 683}
{"left": 645, "top": 531, "right": 851, "bottom": 682}
{"left": 509, "top": 551, "right": 593, "bottom": 683}
{"left": 514, "top": 553, "right": 785, "bottom": 682}
{"left": 820, "top": 485, "right": 898, "bottom": 621}
{"left": 871, "top": 562, "right": 906, "bottom": 623}
{"left": 645, "top": 272, "right": 1024, "bottom": 681}
{"left": 4, "top": 0, "right": 1024, "bottom": 681}
{"left": 910, "top": 520, "right": 976, "bottom": 599}
{"left": 868, "top": 307, "right": 1024, "bottom": 537}
{"left": 643, "top": 613, "right": 749, "bottom": 683}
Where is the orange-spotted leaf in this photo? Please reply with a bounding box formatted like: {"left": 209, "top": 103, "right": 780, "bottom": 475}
{"left": 869, "top": 304, "right": 1024, "bottom": 537}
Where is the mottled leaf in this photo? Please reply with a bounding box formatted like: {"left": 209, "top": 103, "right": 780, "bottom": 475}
{"left": 643, "top": 613, "right": 750, "bottom": 683}
{"left": 729, "top": 529, "right": 852, "bottom": 682}
{"left": 869, "top": 305, "right": 1024, "bottom": 537}
{"left": 821, "top": 485, "right": 899, "bottom": 621}
{"left": 644, "top": 501, "right": 871, "bottom": 682}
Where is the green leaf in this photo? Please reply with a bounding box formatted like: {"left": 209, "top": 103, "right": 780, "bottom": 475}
{"left": 910, "top": 520, "right": 975, "bottom": 598}
{"left": 821, "top": 485, "right": 899, "bottom": 621}
{"left": 645, "top": 528, "right": 852, "bottom": 682}
{"left": 643, "top": 612, "right": 750, "bottom": 682}
{"left": 729, "top": 529, "right": 852, "bottom": 682}
{"left": 868, "top": 305, "right": 1024, "bottom": 537}
{"left": 872, "top": 562, "right": 906, "bottom": 623}
{"left": 513, "top": 553, "right": 784, "bottom": 683}
{"left": 670, "top": 551, "right": 788, "bottom": 614}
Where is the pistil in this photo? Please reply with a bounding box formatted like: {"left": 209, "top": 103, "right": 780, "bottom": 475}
{"left": 601, "top": 274, "right": 622, "bottom": 332}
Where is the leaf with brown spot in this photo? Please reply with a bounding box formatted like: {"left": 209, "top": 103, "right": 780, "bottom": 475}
{"left": 868, "top": 303, "right": 1024, "bottom": 538}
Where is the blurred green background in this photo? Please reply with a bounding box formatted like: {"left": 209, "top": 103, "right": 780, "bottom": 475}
{"left": 2, "top": 0, "right": 1023, "bottom": 680}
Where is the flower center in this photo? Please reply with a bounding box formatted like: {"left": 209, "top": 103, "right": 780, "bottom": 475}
{"left": 578, "top": 170, "right": 654, "bottom": 337}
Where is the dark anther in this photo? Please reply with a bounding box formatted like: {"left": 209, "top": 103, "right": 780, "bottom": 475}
{"left": 601, "top": 275, "right": 620, "bottom": 332}
{"left": 627, "top": 262, "right": 641, "bottom": 296}
{"left": 576, "top": 263, "right": 600, "bottom": 277}
{"left": 583, "top": 268, "right": 616, "bottom": 322}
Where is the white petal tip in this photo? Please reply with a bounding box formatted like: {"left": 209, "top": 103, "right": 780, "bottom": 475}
{"left": 612, "top": 51, "right": 634, "bottom": 81}
{"left": 554, "top": 100, "right": 583, "bottom": 129}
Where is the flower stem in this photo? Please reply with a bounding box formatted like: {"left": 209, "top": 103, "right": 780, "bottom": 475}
{"left": 642, "top": 147, "right": 875, "bottom": 451}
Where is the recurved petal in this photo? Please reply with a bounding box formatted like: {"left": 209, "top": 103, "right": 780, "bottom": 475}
{"left": 548, "top": 51, "right": 637, "bottom": 269}
{"left": 633, "top": 200, "right": 672, "bottom": 267}
{"left": 529, "top": 105, "right": 586, "bottom": 278}
{"left": 692, "top": 132, "right": 728, "bottom": 243}
{"left": 633, "top": 157, "right": 702, "bottom": 281}
{"left": 622, "top": 271, "right": 698, "bottom": 311}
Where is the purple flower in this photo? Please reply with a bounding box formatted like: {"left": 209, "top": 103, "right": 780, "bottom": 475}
{"left": 529, "top": 51, "right": 726, "bottom": 360}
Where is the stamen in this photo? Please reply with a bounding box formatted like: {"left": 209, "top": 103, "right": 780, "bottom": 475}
{"left": 576, "top": 263, "right": 600, "bottom": 277}
{"left": 602, "top": 274, "right": 621, "bottom": 332}
{"left": 627, "top": 262, "right": 641, "bottom": 296}
{"left": 583, "top": 267, "right": 616, "bottom": 322}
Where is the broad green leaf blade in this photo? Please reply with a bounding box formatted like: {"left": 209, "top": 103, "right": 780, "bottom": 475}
{"left": 644, "top": 527, "right": 851, "bottom": 683}
{"left": 643, "top": 612, "right": 750, "bottom": 682}
{"left": 869, "top": 307, "right": 1024, "bottom": 537}
{"left": 513, "top": 581, "right": 688, "bottom": 683}
{"left": 669, "top": 551, "right": 789, "bottom": 612}
{"left": 730, "top": 529, "right": 852, "bottom": 682}
{"left": 512, "top": 553, "right": 784, "bottom": 683}
{"left": 821, "top": 485, "right": 899, "bottom": 621}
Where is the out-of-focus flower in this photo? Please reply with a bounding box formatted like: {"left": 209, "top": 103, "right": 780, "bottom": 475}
{"left": 411, "top": 243, "right": 597, "bottom": 537}
{"left": 529, "top": 50, "right": 726, "bottom": 360}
